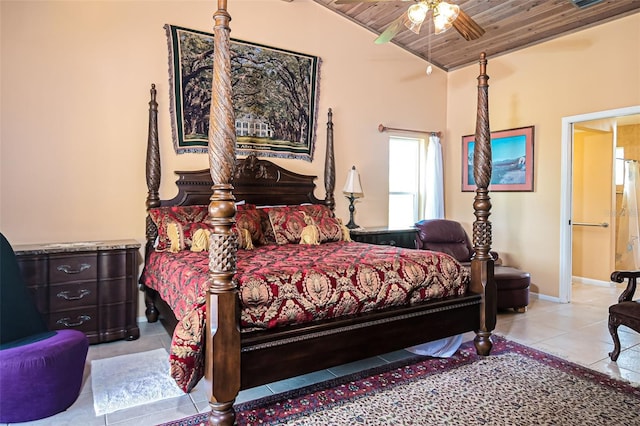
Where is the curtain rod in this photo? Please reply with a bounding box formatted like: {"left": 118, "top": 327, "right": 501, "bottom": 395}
{"left": 378, "top": 124, "right": 441, "bottom": 138}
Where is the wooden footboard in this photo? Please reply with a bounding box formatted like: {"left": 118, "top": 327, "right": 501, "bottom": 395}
{"left": 140, "top": 1, "right": 495, "bottom": 424}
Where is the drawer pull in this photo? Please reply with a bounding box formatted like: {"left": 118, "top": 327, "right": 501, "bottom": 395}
{"left": 57, "top": 289, "right": 91, "bottom": 301}
{"left": 57, "top": 263, "right": 91, "bottom": 274}
{"left": 57, "top": 315, "right": 91, "bottom": 327}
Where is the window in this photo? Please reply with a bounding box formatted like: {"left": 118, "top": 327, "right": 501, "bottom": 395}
{"left": 388, "top": 136, "right": 427, "bottom": 228}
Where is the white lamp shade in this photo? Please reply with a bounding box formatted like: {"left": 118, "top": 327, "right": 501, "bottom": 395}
{"left": 343, "top": 166, "right": 363, "bottom": 195}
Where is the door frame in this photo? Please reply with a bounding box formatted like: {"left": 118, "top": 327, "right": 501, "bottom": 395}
{"left": 559, "top": 105, "right": 640, "bottom": 303}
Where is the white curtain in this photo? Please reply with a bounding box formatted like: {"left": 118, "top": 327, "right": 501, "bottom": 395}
{"left": 424, "top": 133, "right": 444, "bottom": 219}
{"left": 616, "top": 160, "right": 640, "bottom": 270}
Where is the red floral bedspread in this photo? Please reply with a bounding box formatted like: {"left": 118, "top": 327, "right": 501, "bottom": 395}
{"left": 141, "top": 241, "right": 469, "bottom": 392}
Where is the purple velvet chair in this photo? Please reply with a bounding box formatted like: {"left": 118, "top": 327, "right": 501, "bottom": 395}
{"left": 415, "top": 219, "right": 530, "bottom": 312}
{"left": 0, "top": 233, "right": 89, "bottom": 423}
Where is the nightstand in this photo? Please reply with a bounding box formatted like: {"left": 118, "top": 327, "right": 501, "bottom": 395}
{"left": 13, "top": 239, "right": 141, "bottom": 344}
{"left": 349, "top": 227, "right": 417, "bottom": 249}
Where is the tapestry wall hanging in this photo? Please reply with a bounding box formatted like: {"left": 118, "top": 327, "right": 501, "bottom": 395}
{"left": 166, "top": 24, "right": 321, "bottom": 161}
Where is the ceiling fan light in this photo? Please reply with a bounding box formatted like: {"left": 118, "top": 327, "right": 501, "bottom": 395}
{"left": 433, "top": 14, "right": 453, "bottom": 34}
{"left": 436, "top": 2, "right": 460, "bottom": 22}
{"left": 407, "top": 3, "right": 429, "bottom": 25}
{"left": 433, "top": 16, "right": 452, "bottom": 34}
{"left": 433, "top": 2, "right": 459, "bottom": 34}
{"left": 404, "top": 3, "right": 429, "bottom": 34}
{"left": 405, "top": 19, "right": 424, "bottom": 35}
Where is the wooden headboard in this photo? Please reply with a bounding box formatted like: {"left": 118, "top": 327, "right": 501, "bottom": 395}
{"left": 159, "top": 154, "right": 327, "bottom": 208}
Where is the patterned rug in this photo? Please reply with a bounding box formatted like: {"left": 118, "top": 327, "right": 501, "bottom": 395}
{"left": 159, "top": 337, "right": 640, "bottom": 425}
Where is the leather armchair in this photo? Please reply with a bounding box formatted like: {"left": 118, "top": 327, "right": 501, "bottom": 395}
{"left": 414, "top": 219, "right": 500, "bottom": 266}
{"left": 415, "top": 219, "right": 530, "bottom": 312}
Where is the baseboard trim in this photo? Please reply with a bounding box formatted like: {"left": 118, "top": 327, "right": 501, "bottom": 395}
{"left": 530, "top": 292, "right": 563, "bottom": 303}
{"left": 571, "top": 276, "right": 612, "bottom": 287}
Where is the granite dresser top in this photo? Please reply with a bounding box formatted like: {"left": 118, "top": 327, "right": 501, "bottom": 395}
{"left": 13, "top": 239, "right": 141, "bottom": 255}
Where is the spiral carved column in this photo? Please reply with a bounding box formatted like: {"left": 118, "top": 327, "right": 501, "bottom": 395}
{"left": 205, "top": 1, "right": 240, "bottom": 425}
{"left": 145, "top": 84, "right": 161, "bottom": 242}
{"left": 324, "top": 108, "right": 336, "bottom": 212}
{"left": 471, "top": 52, "right": 497, "bottom": 356}
{"left": 144, "top": 84, "right": 161, "bottom": 322}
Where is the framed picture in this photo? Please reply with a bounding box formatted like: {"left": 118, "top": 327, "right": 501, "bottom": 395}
{"left": 462, "top": 126, "right": 534, "bottom": 192}
{"left": 165, "top": 25, "right": 321, "bottom": 161}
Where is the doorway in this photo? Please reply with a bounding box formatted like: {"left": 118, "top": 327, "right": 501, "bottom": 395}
{"left": 560, "top": 106, "right": 640, "bottom": 303}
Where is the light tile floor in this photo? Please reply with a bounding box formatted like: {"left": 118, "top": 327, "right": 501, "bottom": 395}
{"left": 6, "top": 282, "right": 640, "bottom": 425}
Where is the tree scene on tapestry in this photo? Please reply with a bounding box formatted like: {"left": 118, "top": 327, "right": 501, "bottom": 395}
{"left": 166, "top": 25, "right": 320, "bottom": 160}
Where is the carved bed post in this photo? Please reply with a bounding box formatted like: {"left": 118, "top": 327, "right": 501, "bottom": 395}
{"left": 324, "top": 108, "right": 336, "bottom": 212}
{"left": 470, "top": 52, "right": 497, "bottom": 356}
{"left": 144, "top": 83, "right": 161, "bottom": 322}
{"left": 205, "top": 1, "right": 240, "bottom": 425}
{"left": 145, "top": 84, "right": 161, "bottom": 240}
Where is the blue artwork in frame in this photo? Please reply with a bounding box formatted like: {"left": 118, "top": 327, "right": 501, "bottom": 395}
{"left": 462, "top": 126, "right": 534, "bottom": 192}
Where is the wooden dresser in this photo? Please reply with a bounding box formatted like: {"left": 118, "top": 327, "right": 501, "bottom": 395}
{"left": 349, "top": 227, "right": 417, "bottom": 249}
{"left": 13, "top": 239, "right": 141, "bottom": 344}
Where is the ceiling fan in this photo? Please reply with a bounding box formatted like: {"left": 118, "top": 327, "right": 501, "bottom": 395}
{"left": 334, "top": 0, "right": 485, "bottom": 44}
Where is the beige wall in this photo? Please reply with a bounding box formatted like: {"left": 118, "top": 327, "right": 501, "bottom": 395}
{"left": 0, "top": 0, "right": 447, "bottom": 247}
{"left": 446, "top": 13, "right": 640, "bottom": 298}
{"left": 1, "top": 1, "right": 639, "bottom": 303}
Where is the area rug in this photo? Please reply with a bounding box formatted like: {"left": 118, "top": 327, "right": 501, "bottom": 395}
{"left": 159, "top": 337, "right": 640, "bottom": 425}
{"left": 92, "top": 348, "right": 184, "bottom": 416}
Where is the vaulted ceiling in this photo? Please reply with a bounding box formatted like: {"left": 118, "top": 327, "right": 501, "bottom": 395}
{"left": 309, "top": 0, "right": 640, "bottom": 71}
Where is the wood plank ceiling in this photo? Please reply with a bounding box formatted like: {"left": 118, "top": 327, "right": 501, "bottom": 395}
{"left": 309, "top": 0, "right": 640, "bottom": 71}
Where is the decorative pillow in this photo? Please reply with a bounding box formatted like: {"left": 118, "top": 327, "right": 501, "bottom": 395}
{"left": 190, "top": 228, "right": 210, "bottom": 252}
{"left": 166, "top": 222, "right": 184, "bottom": 253}
{"left": 149, "top": 206, "right": 209, "bottom": 251}
{"left": 268, "top": 208, "right": 308, "bottom": 245}
{"left": 165, "top": 221, "right": 213, "bottom": 252}
{"left": 266, "top": 205, "right": 343, "bottom": 245}
{"left": 299, "top": 213, "right": 320, "bottom": 246}
{"left": 236, "top": 203, "right": 256, "bottom": 211}
{"left": 315, "top": 216, "right": 349, "bottom": 243}
{"left": 256, "top": 208, "right": 277, "bottom": 245}
{"left": 337, "top": 218, "right": 352, "bottom": 242}
{"left": 235, "top": 208, "right": 263, "bottom": 245}
{"left": 297, "top": 204, "right": 333, "bottom": 219}
{"left": 234, "top": 227, "right": 254, "bottom": 250}
{"left": 189, "top": 226, "right": 254, "bottom": 251}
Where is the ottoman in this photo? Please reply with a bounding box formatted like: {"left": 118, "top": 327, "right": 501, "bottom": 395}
{"left": 494, "top": 266, "right": 530, "bottom": 312}
{"left": 0, "top": 329, "right": 89, "bottom": 423}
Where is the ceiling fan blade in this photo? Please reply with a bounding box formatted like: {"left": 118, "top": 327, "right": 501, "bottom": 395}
{"left": 452, "top": 9, "right": 485, "bottom": 41}
{"left": 374, "top": 14, "right": 407, "bottom": 44}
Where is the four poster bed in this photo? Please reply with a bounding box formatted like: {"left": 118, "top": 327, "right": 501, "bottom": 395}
{"left": 139, "top": 2, "right": 496, "bottom": 425}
